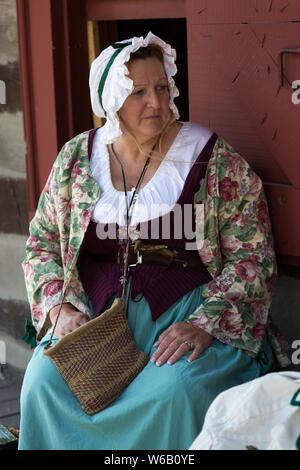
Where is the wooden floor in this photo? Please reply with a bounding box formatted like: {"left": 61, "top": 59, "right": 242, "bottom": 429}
{"left": 0, "top": 366, "right": 24, "bottom": 429}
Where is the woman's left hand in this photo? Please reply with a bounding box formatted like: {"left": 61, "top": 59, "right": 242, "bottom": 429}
{"left": 150, "top": 322, "right": 213, "bottom": 366}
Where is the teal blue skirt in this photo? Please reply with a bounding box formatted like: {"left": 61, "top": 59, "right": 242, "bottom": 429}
{"left": 19, "top": 282, "right": 271, "bottom": 450}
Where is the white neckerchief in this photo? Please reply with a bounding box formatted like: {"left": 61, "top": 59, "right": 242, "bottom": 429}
{"left": 90, "top": 122, "right": 213, "bottom": 226}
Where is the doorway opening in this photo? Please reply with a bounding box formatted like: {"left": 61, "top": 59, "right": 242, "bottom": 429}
{"left": 88, "top": 18, "right": 188, "bottom": 126}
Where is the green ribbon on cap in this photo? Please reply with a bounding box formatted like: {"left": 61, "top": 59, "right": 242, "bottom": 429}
{"left": 111, "top": 41, "right": 132, "bottom": 50}
{"left": 98, "top": 41, "right": 132, "bottom": 117}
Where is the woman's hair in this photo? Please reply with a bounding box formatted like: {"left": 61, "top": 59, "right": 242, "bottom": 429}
{"left": 119, "top": 44, "right": 177, "bottom": 160}
{"left": 129, "top": 43, "right": 164, "bottom": 64}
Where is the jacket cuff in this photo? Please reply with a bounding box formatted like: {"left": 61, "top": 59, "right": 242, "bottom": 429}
{"left": 36, "top": 281, "right": 93, "bottom": 341}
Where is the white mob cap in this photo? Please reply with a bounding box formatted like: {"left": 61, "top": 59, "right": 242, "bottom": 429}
{"left": 89, "top": 31, "right": 180, "bottom": 144}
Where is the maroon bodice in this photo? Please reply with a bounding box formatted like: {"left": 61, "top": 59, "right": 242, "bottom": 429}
{"left": 78, "top": 129, "right": 216, "bottom": 320}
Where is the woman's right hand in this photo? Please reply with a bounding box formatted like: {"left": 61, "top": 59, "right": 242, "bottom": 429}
{"left": 49, "top": 303, "right": 89, "bottom": 339}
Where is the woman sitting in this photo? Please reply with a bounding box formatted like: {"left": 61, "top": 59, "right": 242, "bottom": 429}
{"left": 19, "top": 32, "right": 289, "bottom": 450}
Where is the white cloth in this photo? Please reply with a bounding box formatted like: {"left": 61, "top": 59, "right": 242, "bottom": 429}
{"left": 189, "top": 371, "right": 300, "bottom": 450}
{"left": 89, "top": 32, "right": 179, "bottom": 144}
{"left": 90, "top": 121, "right": 213, "bottom": 228}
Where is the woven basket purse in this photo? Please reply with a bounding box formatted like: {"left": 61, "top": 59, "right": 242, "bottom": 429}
{"left": 44, "top": 296, "right": 148, "bottom": 415}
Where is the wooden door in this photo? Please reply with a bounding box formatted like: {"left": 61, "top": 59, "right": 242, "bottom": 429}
{"left": 186, "top": 0, "right": 300, "bottom": 265}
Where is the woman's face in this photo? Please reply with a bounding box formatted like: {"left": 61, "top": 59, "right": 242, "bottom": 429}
{"left": 118, "top": 57, "right": 170, "bottom": 144}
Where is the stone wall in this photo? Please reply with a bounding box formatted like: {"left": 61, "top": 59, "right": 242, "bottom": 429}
{"left": 0, "top": 0, "right": 32, "bottom": 369}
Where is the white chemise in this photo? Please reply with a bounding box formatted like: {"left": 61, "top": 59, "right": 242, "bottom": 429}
{"left": 90, "top": 121, "right": 213, "bottom": 227}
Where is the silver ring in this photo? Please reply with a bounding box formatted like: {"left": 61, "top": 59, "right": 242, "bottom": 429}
{"left": 184, "top": 341, "right": 194, "bottom": 349}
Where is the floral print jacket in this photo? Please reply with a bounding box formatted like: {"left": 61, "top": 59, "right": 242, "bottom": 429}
{"left": 22, "top": 128, "right": 290, "bottom": 367}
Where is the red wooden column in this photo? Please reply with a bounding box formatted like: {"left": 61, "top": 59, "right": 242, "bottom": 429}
{"left": 17, "top": 0, "right": 58, "bottom": 219}
{"left": 17, "top": 0, "right": 91, "bottom": 218}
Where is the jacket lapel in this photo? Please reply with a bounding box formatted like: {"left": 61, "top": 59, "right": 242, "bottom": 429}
{"left": 63, "top": 131, "right": 102, "bottom": 290}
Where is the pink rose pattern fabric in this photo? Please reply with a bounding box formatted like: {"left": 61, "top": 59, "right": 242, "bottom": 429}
{"left": 22, "top": 131, "right": 290, "bottom": 366}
